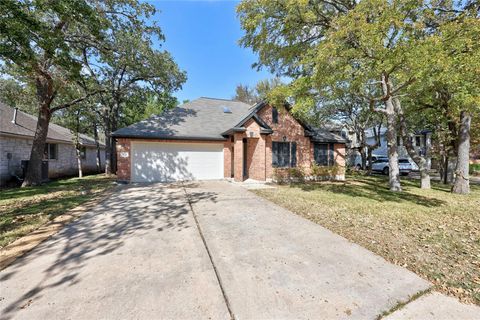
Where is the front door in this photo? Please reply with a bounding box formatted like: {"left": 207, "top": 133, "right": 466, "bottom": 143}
{"left": 242, "top": 138, "right": 248, "bottom": 179}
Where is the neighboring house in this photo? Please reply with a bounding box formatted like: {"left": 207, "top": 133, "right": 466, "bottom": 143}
{"left": 354, "top": 128, "right": 431, "bottom": 169}
{"left": 0, "top": 102, "right": 106, "bottom": 185}
{"left": 113, "top": 97, "right": 347, "bottom": 183}
{"left": 323, "top": 123, "right": 359, "bottom": 165}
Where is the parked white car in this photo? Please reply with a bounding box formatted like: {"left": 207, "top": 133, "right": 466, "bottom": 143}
{"left": 371, "top": 158, "right": 413, "bottom": 176}
{"left": 352, "top": 154, "right": 385, "bottom": 169}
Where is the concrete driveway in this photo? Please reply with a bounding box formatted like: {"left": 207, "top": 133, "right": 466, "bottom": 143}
{"left": 0, "top": 181, "right": 474, "bottom": 319}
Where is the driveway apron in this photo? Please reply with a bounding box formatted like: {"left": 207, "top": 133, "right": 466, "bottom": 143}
{"left": 184, "top": 181, "right": 431, "bottom": 319}
{"left": 0, "top": 184, "right": 230, "bottom": 320}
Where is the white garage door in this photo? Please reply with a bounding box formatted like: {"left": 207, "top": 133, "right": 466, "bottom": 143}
{"left": 131, "top": 141, "right": 224, "bottom": 182}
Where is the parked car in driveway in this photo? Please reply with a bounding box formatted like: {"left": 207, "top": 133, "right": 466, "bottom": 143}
{"left": 371, "top": 158, "right": 413, "bottom": 176}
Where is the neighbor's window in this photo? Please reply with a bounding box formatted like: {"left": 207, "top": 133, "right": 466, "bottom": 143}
{"left": 415, "top": 135, "right": 423, "bottom": 147}
{"left": 80, "top": 146, "right": 87, "bottom": 159}
{"left": 313, "top": 143, "right": 334, "bottom": 166}
{"left": 272, "top": 107, "right": 279, "bottom": 124}
{"left": 44, "top": 143, "right": 58, "bottom": 160}
{"left": 272, "top": 141, "right": 296, "bottom": 167}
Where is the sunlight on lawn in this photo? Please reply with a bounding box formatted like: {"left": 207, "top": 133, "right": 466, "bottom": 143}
{"left": 0, "top": 174, "right": 115, "bottom": 248}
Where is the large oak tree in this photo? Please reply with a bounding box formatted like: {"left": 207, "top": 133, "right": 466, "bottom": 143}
{"left": 0, "top": 0, "right": 161, "bottom": 186}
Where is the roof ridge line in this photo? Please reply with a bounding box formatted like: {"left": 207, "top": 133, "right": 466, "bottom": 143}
{"left": 199, "top": 96, "right": 238, "bottom": 102}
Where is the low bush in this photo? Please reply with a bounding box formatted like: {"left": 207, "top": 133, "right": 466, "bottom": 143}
{"left": 310, "top": 163, "right": 345, "bottom": 181}
{"left": 272, "top": 167, "right": 306, "bottom": 184}
{"left": 273, "top": 164, "right": 346, "bottom": 184}
{"left": 470, "top": 163, "right": 480, "bottom": 175}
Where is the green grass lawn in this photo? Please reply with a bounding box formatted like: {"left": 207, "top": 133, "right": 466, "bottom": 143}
{"left": 0, "top": 174, "right": 115, "bottom": 248}
{"left": 253, "top": 174, "right": 480, "bottom": 305}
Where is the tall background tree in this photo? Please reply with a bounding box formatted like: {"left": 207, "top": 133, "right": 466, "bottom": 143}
{"left": 233, "top": 78, "right": 282, "bottom": 104}
{"left": 238, "top": 0, "right": 479, "bottom": 193}
{"left": 0, "top": 0, "right": 185, "bottom": 183}
{"left": 82, "top": 27, "right": 186, "bottom": 174}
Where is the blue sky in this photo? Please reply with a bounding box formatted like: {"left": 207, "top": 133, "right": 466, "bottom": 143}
{"left": 148, "top": 0, "right": 272, "bottom": 102}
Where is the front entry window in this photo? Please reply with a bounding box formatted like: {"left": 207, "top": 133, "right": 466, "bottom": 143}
{"left": 272, "top": 141, "right": 296, "bottom": 168}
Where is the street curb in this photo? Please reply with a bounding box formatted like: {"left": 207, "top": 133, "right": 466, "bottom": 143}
{"left": 0, "top": 185, "right": 119, "bottom": 271}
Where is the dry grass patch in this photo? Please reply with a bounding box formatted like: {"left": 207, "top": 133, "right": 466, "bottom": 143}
{"left": 0, "top": 174, "right": 115, "bottom": 248}
{"left": 253, "top": 175, "right": 480, "bottom": 305}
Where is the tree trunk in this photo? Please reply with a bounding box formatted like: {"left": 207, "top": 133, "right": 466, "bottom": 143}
{"left": 452, "top": 111, "right": 471, "bottom": 194}
{"left": 395, "top": 97, "right": 431, "bottom": 189}
{"left": 366, "top": 124, "right": 382, "bottom": 176}
{"left": 422, "top": 133, "right": 432, "bottom": 189}
{"left": 74, "top": 112, "right": 83, "bottom": 178}
{"left": 104, "top": 124, "right": 113, "bottom": 175}
{"left": 102, "top": 106, "right": 114, "bottom": 175}
{"left": 22, "top": 105, "right": 51, "bottom": 187}
{"left": 111, "top": 103, "right": 120, "bottom": 174}
{"left": 93, "top": 122, "right": 102, "bottom": 173}
{"left": 361, "top": 148, "right": 367, "bottom": 170}
{"left": 381, "top": 75, "right": 402, "bottom": 192}
{"left": 441, "top": 154, "right": 449, "bottom": 184}
{"left": 75, "top": 146, "right": 83, "bottom": 178}
{"left": 367, "top": 148, "right": 373, "bottom": 175}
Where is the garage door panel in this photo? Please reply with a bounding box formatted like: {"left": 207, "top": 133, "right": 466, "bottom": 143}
{"left": 131, "top": 142, "right": 223, "bottom": 182}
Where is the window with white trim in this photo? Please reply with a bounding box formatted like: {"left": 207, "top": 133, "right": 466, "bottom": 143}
{"left": 44, "top": 143, "right": 58, "bottom": 160}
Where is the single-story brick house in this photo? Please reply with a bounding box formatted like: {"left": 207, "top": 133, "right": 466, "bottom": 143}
{"left": 0, "top": 102, "right": 106, "bottom": 185}
{"left": 113, "top": 97, "right": 347, "bottom": 183}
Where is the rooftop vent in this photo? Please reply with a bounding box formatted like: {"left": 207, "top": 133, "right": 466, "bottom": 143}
{"left": 223, "top": 106, "right": 232, "bottom": 113}
{"left": 12, "top": 107, "right": 18, "bottom": 125}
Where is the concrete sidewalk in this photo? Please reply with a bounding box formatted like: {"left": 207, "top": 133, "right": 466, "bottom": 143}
{"left": 385, "top": 292, "right": 480, "bottom": 320}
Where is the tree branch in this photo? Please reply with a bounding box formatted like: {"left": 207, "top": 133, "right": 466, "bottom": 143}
{"left": 51, "top": 89, "right": 104, "bottom": 112}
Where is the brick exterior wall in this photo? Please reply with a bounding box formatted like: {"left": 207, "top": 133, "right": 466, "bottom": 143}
{"left": 0, "top": 135, "right": 105, "bottom": 185}
{"left": 334, "top": 143, "right": 346, "bottom": 167}
{"left": 114, "top": 104, "right": 347, "bottom": 183}
{"left": 116, "top": 138, "right": 131, "bottom": 181}
{"left": 223, "top": 139, "right": 233, "bottom": 178}
{"left": 233, "top": 133, "right": 244, "bottom": 181}
{"left": 244, "top": 120, "right": 266, "bottom": 181}
{"left": 257, "top": 105, "right": 313, "bottom": 178}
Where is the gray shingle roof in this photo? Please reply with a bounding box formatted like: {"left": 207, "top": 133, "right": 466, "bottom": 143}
{"left": 309, "top": 127, "right": 348, "bottom": 143}
{"left": 112, "top": 97, "right": 347, "bottom": 144}
{"left": 0, "top": 101, "right": 103, "bottom": 147}
{"left": 112, "top": 97, "right": 252, "bottom": 140}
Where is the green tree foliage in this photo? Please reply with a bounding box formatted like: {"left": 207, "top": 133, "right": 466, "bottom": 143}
{"left": 239, "top": 0, "right": 479, "bottom": 193}
{"left": 82, "top": 25, "right": 186, "bottom": 174}
{"left": 120, "top": 92, "right": 178, "bottom": 128}
{"left": 233, "top": 78, "right": 282, "bottom": 104}
{"left": 238, "top": 0, "right": 355, "bottom": 76}
{"left": 0, "top": 1, "right": 141, "bottom": 185}
{"left": 233, "top": 84, "right": 258, "bottom": 104}
{"left": 0, "top": 78, "right": 37, "bottom": 114}
{"left": 0, "top": 0, "right": 186, "bottom": 182}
